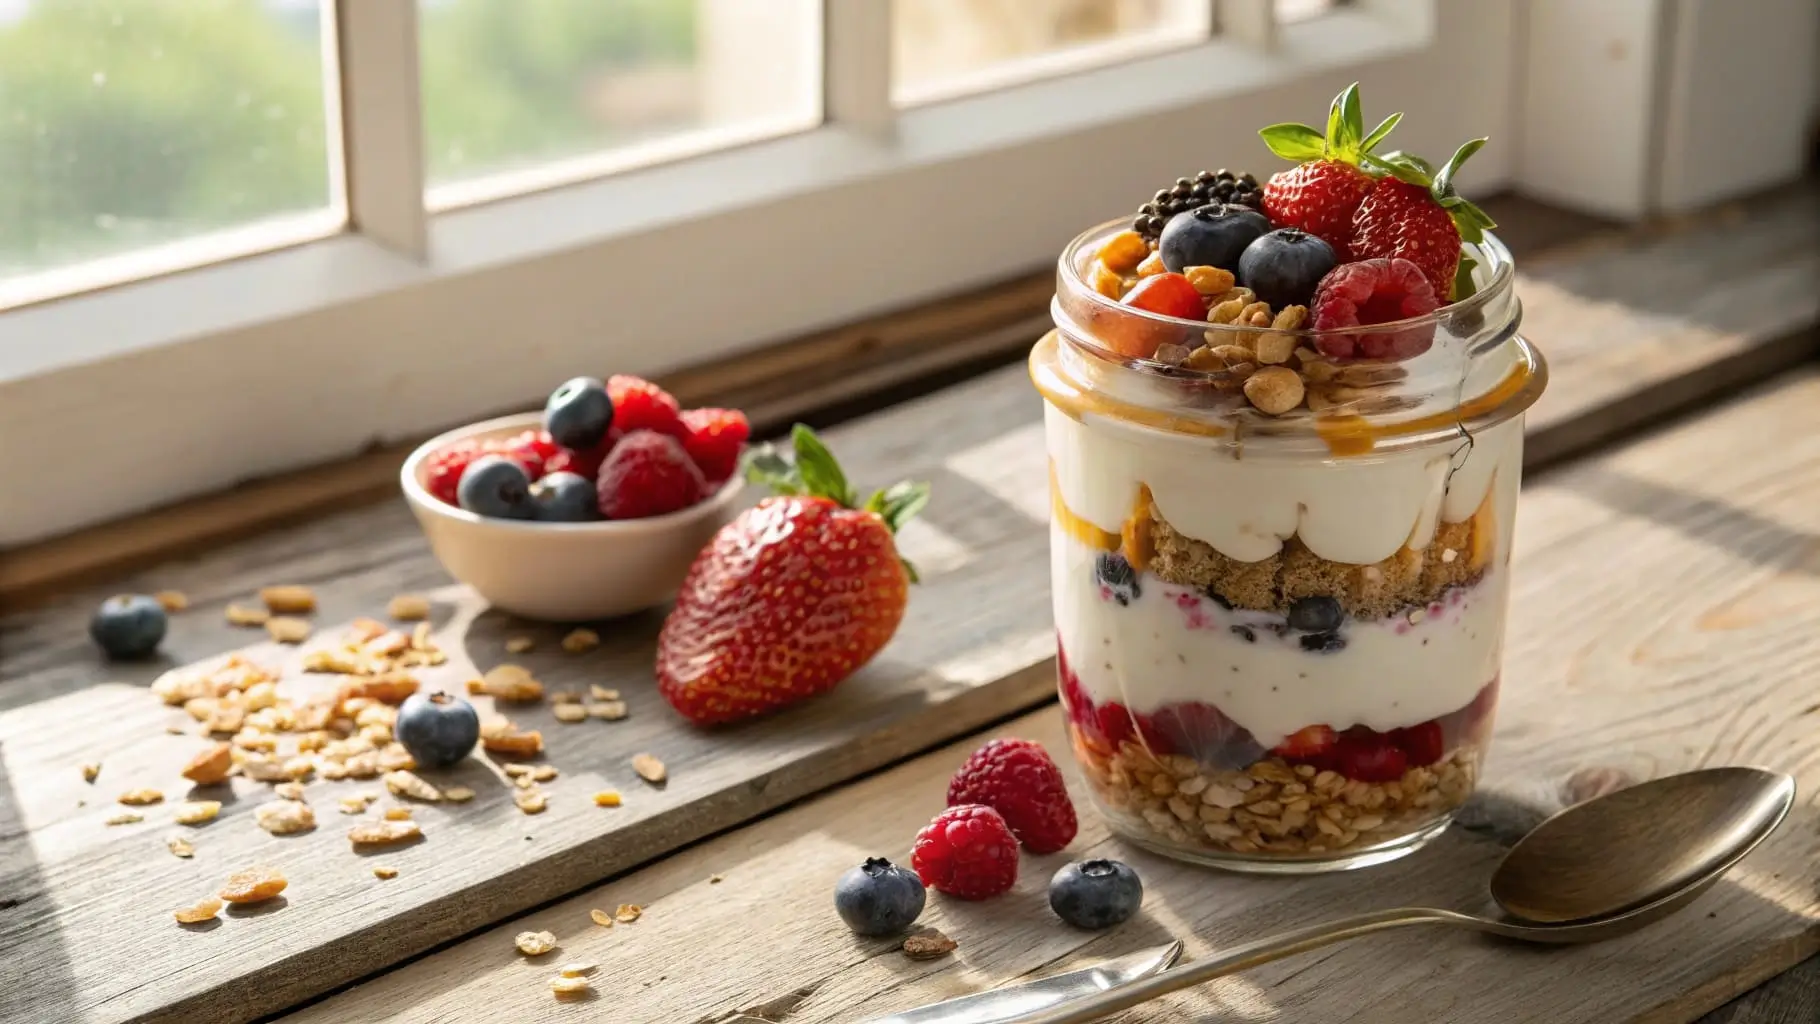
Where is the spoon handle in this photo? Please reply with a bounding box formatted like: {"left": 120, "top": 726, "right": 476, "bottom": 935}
{"left": 1006, "top": 906, "right": 1469, "bottom": 1024}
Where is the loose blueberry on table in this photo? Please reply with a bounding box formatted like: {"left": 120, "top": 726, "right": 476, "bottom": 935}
{"left": 90, "top": 594, "right": 168, "bottom": 660}
{"left": 834, "top": 857, "right": 927, "bottom": 937}
{"left": 394, "top": 691, "right": 481, "bottom": 769}
{"left": 1049, "top": 859, "right": 1143, "bottom": 930}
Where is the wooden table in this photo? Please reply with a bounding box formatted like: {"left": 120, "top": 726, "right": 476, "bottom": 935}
{"left": 2, "top": 186, "right": 1817, "bottom": 1023}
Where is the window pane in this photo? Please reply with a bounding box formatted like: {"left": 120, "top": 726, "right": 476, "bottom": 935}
{"left": 420, "top": 0, "right": 822, "bottom": 205}
{"left": 0, "top": 0, "right": 335, "bottom": 289}
{"left": 893, "top": 0, "right": 1210, "bottom": 105}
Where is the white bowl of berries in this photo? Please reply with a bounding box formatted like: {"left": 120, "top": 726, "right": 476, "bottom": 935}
{"left": 401, "top": 375, "right": 750, "bottom": 622}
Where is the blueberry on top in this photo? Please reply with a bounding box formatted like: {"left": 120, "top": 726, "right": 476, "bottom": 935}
{"left": 89, "top": 594, "right": 168, "bottom": 660}
{"left": 1049, "top": 859, "right": 1143, "bottom": 930}
{"left": 456, "top": 455, "right": 536, "bottom": 520}
{"left": 1237, "top": 228, "right": 1338, "bottom": 309}
{"left": 543, "top": 376, "right": 614, "bottom": 450}
{"left": 1157, "top": 204, "right": 1272, "bottom": 273}
{"left": 1286, "top": 596, "right": 1344, "bottom": 633}
{"left": 834, "top": 856, "right": 926, "bottom": 937}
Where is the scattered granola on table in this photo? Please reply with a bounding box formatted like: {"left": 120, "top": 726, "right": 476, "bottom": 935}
{"left": 255, "top": 799, "right": 317, "bottom": 835}
{"left": 260, "top": 585, "right": 317, "bottom": 615}
{"left": 560, "top": 628, "right": 600, "bottom": 654}
{"left": 902, "top": 930, "right": 958, "bottom": 960}
{"left": 349, "top": 820, "right": 422, "bottom": 847}
{"left": 631, "top": 753, "right": 666, "bottom": 785}
{"left": 592, "top": 790, "right": 622, "bottom": 808}
{"left": 386, "top": 594, "right": 432, "bottom": 621}
{"left": 167, "top": 836, "right": 196, "bottom": 858}
{"left": 105, "top": 812, "right": 143, "bottom": 826}
{"left": 504, "top": 636, "right": 536, "bottom": 654}
{"left": 589, "top": 908, "right": 614, "bottom": 927}
{"left": 174, "top": 800, "right": 222, "bottom": 825}
{"left": 181, "top": 743, "right": 233, "bottom": 785}
{"left": 219, "top": 866, "right": 287, "bottom": 904}
{"left": 373, "top": 865, "right": 399, "bottom": 880}
{"left": 614, "top": 903, "right": 642, "bottom": 923}
{"left": 80, "top": 762, "right": 100, "bottom": 783}
{"left": 266, "top": 616, "right": 313, "bottom": 644}
{"left": 154, "top": 590, "right": 190, "bottom": 612}
{"left": 385, "top": 770, "right": 443, "bottom": 802}
{"left": 514, "top": 788, "right": 548, "bottom": 814}
{"left": 515, "top": 930, "right": 558, "bottom": 956}
{"left": 118, "top": 789, "right": 163, "bottom": 806}
{"left": 225, "top": 603, "right": 270, "bottom": 627}
{"left": 174, "top": 897, "right": 223, "bottom": 924}
{"left": 549, "top": 975, "right": 591, "bottom": 997}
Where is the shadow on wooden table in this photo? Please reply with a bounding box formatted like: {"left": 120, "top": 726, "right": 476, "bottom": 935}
{"left": 0, "top": 738, "right": 81, "bottom": 1021}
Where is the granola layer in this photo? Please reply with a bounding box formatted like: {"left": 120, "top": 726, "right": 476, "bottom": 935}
{"left": 1071, "top": 725, "right": 1479, "bottom": 857}
{"left": 1142, "top": 496, "right": 1490, "bottom": 620}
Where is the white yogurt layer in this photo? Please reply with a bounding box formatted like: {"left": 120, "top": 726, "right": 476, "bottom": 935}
{"left": 1046, "top": 406, "right": 1524, "bottom": 567}
{"left": 1053, "top": 527, "right": 1508, "bottom": 749}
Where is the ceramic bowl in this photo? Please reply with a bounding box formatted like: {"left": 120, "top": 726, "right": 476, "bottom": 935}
{"left": 400, "top": 412, "right": 744, "bottom": 622}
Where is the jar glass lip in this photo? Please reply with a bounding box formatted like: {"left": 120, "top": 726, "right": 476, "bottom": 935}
{"left": 1057, "top": 217, "right": 1517, "bottom": 342}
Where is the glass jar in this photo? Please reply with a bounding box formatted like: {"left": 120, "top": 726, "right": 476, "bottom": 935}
{"left": 1034, "top": 221, "right": 1545, "bottom": 872}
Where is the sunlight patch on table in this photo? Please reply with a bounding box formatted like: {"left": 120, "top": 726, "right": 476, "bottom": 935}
{"left": 944, "top": 421, "right": 1048, "bottom": 524}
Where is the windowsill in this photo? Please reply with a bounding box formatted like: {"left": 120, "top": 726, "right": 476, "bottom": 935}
{"left": 0, "top": 9, "right": 1427, "bottom": 388}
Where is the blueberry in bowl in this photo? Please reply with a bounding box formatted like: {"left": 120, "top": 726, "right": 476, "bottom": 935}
{"left": 1158, "top": 204, "right": 1272, "bottom": 273}
{"left": 543, "top": 376, "right": 615, "bottom": 450}
{"left": 457, "top": 455, "right": 536, "bottom": 520}
{"left": 531, "top": 471, "right": 599, "bottom": 522}
{"left": 1238, "top": 228, "right": 1337, "bottom": 309}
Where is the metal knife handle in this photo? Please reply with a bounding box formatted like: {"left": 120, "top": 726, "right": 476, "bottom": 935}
{"left": 1004, "top": 906, "right": 1471, "bottom": 1024}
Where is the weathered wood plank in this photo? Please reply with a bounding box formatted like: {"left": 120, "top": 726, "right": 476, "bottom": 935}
{"left": 0, "top": 370, "right": 1060, "bottom": 1024}
{"left": 288, "top": 371, "right": 1820, "bottom": 1024}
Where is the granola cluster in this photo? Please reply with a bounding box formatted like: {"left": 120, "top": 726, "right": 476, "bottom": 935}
{"left": 1070, "top": 724, "right": 1478, "bottom": 857}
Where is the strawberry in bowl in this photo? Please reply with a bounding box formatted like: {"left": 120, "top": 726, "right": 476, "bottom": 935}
{"left": 656, "top": 425, "right": 930, "bottom": 725}
{"left": 401, "top": 374, "right": 750, "bottom": 621}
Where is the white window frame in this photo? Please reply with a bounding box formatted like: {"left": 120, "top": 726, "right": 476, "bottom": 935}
{"left": 0, "top": 0, "right": 1532, "bottom": 545}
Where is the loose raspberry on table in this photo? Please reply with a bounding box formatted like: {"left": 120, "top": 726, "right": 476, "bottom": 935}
{"left": 596, "top": 430, "right": 705, "bottom": 520}
{"left": 947, "top": 738, "right": 1077, "bottom": 854}
{"left": 1309, "top": 258, "right": 1439, "bottom": 360}
{"left": 678, "top": 407, "right": 750, "bottom": 483}
{"left": 607, "top": 375, "right": 684, "bottom": 438}
{"left": 423, "top": 440, "right": 483, "bottom": 506}
{"left": 911, "top": 804, "right": 1020, "bottom": 900}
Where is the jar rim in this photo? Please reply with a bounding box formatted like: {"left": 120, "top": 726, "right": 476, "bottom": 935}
{"left": 1057, "top": 217, "right": 1517, "bottom": 344}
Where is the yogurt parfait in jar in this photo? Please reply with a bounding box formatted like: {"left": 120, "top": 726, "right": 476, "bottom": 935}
{"left": 1034, "top": 85, "right": 1545, "bottom": 872}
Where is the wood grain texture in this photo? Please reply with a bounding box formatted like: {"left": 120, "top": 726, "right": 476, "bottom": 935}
{"left": 5, "top": 183, "right": 1814, "bottom": 608}
{"left": 0, "top": 369, "right": 1060, "bottom": 1024}
{"left": 286, "top": 371, "right": 1820, "bottom": 1024}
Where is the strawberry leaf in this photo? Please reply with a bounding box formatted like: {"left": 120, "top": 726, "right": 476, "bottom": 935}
{"left": 1432, "top": 137, "right": 1487, "bottom": 198}
{"left": 865, "top": 480, "right": 931, "bottom": 534}
{"left": 1366, "top": 151, "right": 1433, "bottom": 186}
{"left": 742, "top": 447, "right": 804, "bottom": 496}
{"left": 1335, "top": 82, "right": 1364, "bottom": 155}
{"left": 1361, "top": 111, "right": 1403, "bottom": 153}
{"left": 1438, "top": 196, "right": 1496, "bottom": 243}
{"left": 1258, "top": 123, "right": 1326, "bottom": 161}
{"left": 789, "top": 424, "right": 855, "bottom": 506}
{"left": 1452, "top": 252, "right": 1479, "bottom": 302}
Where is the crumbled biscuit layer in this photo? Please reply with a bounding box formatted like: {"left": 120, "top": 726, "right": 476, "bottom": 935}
{"left": 1145, "top": 503, "right": 1485, "bottom": 619}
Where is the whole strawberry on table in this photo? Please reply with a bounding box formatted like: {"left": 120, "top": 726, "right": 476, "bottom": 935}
{"left": 655, "top": 424, "right": 930, "bottom": 726}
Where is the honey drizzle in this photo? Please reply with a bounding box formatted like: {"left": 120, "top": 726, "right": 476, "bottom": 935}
{"left": 1030, "top": 329, "right": 1537, "bottom": 456}
{"left": 1048, "top": 462, "right": 1122, "bottom": 552}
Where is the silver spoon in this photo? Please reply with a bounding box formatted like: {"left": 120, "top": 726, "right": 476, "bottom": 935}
{"left": 994, "top": 766, "right": 1796, "bottom": 1024}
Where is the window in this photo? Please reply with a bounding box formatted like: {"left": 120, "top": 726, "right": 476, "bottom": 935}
{"left": 891, "top": 0, "right": 1212, "bottom": 106}
{"left": 0, "top": 0, "right": 339, "bottom": 301}
{"left": 419, "top": 0, "right": 822, "bottom": 209}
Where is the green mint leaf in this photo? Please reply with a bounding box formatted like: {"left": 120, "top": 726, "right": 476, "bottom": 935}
{"left": 1452, "top": 252, "right": 1479, "bottom": 302}
{"left": 1432, "top": 137, "right": 1487, "bottom": 198}
{"left": 788, "top": 424, "right": 854, "bottom": 506}
{"left": 742, "top": 446, "right": 804, "bottom": 496}
{"left": 1258, "top": 123, "right": 1327, "bottom": 161}
{"left": 1361, "top": 112, "right": 1402, "bottom": 153}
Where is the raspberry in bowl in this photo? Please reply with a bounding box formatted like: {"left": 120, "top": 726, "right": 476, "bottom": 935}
{"left": 1037, "top": 84, "right": 1546, "bottom": 872}
{"left": 401, "top": 375, "right": 749, "bottom": 622}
